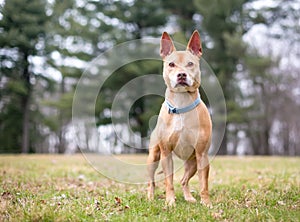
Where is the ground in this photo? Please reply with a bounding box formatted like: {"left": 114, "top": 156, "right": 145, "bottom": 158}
{"left": 0, "top": 154, "right": 299, "bottom": 221}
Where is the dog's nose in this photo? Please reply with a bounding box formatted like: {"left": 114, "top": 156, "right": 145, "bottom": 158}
{"left": 177, "top": 73, "right": 187, "bottom": 79}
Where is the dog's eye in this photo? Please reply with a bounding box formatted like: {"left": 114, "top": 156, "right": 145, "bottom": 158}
{"left": 169, "top": 62, "right": 175, "bottom": 67}
{"left": 187, "top": 62, "right": 194, "bottom": 67}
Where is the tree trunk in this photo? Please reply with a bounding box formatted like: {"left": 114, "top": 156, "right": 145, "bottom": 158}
{"left": 261, "top": 126, "right": 270, "bottom": 155}
{"left": 58, "top": 130, "right": 66, "bottom": 154}
{"left": 231, "top": 130, "right": 239, "bottom": 155}
{"left": 21, "top": 53, "right": 31, "bottom": 153}
{"left": 261, "top": 84, "right": 271, "bottom": 155}
{"left": 217, "top": 129, "right": 228, "bottom": 155}
{"left": 21, "top": 96, "right": 30, "bottom": 153}
{"left": 58, "top": 76, "right": 66, "bottom": 154}
{"left": 282, "top": 122, "right": 290, "bottom": 155}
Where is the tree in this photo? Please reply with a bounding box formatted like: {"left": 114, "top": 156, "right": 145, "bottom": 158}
{"left": 42, "top": 0, "right": 123, "bottom": 153}
{"left": 91, "top": 0, "right": 168, "bottom": 153}
{"left": 240, "top": 0, "right": 300, "bottom": 155}
{"left": 0, "top": 0, "right": 48, "bottom": 153}
{"left": 243, "top": 50, "right": 276, "bottom": 155}
{"left": 191, "top": 0, "right": 251, "bottom": 154}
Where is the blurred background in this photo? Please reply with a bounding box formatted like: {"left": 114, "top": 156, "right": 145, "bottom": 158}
{"left": 0, "top": 0, "right": 299, "bottom": 155}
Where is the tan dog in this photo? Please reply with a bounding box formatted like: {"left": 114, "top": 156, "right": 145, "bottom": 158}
{"left": 147, "top": 31, "right": 212, "bottom": 206}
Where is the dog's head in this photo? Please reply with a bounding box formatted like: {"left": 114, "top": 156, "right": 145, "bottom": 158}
{"left": 160, "top": 31, "right": 202, "bottom": 93}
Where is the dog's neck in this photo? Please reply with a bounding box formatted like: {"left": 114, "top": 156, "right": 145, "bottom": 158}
{"left": 165, "top": 88, "right": 200, "bottom": 109}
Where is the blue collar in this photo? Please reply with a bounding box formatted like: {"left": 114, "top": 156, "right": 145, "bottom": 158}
{"left": 165, "top": 94, "right": 201, "bottom": 114}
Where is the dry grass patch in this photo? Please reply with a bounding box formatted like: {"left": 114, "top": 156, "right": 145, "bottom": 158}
{"left": 0, "top": 155, "right": 299, "bottom": 221}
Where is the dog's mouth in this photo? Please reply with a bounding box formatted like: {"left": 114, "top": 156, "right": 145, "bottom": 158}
{"left": 176, "top": 81, "right": 189, "bottom": 87}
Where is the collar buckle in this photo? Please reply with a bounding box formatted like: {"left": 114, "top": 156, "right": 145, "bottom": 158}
{"left": 168, "top": 107, "right": 177, "bottom": 114}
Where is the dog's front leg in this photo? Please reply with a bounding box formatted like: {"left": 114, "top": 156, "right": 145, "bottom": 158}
{"left": 161, "top": 149, "right": 175, "bottom": 206}
{"left": 147, "top": 145, "right": 160, "bottom": 200}
{"left": 196, "top": 152, "right": 211, "bottom": 207}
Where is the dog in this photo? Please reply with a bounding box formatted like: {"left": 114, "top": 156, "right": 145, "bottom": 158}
{"left": 147, "top": 31, "right": 212, "bottom": 206}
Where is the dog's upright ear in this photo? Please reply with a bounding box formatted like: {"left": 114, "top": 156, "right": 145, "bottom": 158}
{"left": 186, "top": 30, "right": 202, "bottom": 58}
{"left": 160, "top": 32, "right": 176, "bottom": 58}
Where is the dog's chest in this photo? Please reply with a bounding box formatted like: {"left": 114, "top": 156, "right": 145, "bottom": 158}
{"left": 172, "top": 115, "right": 184, "bottom": 131}
{"left": 167, "top": 114, "right": 198, "bottom": 159}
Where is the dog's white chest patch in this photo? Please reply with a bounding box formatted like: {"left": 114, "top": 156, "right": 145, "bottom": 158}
{"left": 173, "top": 114, "right": 183, "bottom": 131}
{"left": 170, "top": 114, "right": 198, "bottom": 160}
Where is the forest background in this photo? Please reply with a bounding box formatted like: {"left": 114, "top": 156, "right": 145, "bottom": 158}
{"left": 0, "top": 0, "right": 299, "bottom": 155}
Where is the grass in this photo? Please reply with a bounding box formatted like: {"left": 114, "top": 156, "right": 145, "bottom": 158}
{"left": 0, "top": 154, "right": 299, "bottom": 221}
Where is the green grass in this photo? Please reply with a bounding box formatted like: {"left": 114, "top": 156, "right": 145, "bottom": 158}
{"left": 0, "top": 155, "right": 299, "bottom": 221}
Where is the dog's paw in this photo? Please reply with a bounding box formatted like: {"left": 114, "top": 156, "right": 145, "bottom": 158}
{"left": 185, "top": 196, "right": 197, "bottom": 203}
{"left": 147, "top": 184, "right": 155, "bottom": 201}
{"left": 147, "top": 195, "right": 154, "bottom": 201}
{"left": 200, "top": 199, "right": 213, "bottom": 208}
{"left": 166, "top": 198, "right": 176, "bottom": 207}
{"left": 147, "top": 192, "right": 154, "bottom": 201}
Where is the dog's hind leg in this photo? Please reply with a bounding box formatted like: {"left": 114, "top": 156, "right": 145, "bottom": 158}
{"left": 181, "top": 156, "right": 197, "bottom": 203}
{"left": 147, "top": 145, "right": 160, "bottom": 200}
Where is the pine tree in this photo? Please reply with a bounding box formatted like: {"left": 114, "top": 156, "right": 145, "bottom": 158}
{"left": 91, "top": 0, "right": 168, "bottom": 153}
{"left": 0, "top": 0, "right": 48, "bottom": 153}
{"left": 192, "top": 0, "right": 252, "bottom": 155}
